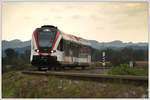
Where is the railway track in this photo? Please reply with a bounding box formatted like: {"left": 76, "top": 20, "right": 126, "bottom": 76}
{"left": 30, "top": 66, "right": 111, "bottom": 72}
{"left": 22, "top": 71, "right": 148, "bottom": 85}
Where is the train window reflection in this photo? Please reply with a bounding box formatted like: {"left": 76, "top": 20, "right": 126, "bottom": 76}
{"left": 37, "top": 30, "right": 56, "bottom": 48}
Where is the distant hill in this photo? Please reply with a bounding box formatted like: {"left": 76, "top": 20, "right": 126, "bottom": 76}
{"left": 2, "top": 39, "right": 30, "bottom": 50}
{"left": 2, "top": 39, "right": 31, "bottom": 57}
{"left": 89, "top": 40, "right": 148, "bottom": 50}
{"left": 2, "top": 39, "right": 148, "bottom": 57}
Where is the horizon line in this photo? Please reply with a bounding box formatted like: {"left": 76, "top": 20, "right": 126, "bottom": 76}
{"left": 2, "top": 39, "right": 148, "bottom": 43}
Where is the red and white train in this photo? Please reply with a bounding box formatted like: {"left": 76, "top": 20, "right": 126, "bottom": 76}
{"left": 30, "top": 25, "right": 91, "bottom": 70}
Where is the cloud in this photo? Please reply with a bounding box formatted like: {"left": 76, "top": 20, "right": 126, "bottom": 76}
{"left": 96, "top": 27, "right": 104, "bottom": 30}
{"left": 90, "top": 15, "right": 101, "bottom": 21}
{"left": 24, "top": 16, "right": 31, "bottom": 20}
{"left": 49, "top": 8, "right": 62, "bottom": 13}
{"left": 97, "top": 2, "right": 147, "bottom": 17}
{"left": 55, "top": 16, "right": 63, "bottom": 19}
{"left": 72, "top": 15, "right": 80, "bottom": 19}
{"left": 2, "top": 2, "right": 148, "bottom": 42}
{"left": 64, "top": 5, "right": 83, "bottom": 9}
{"left": 43, "top": 18, "right": 49, "bottom": 21}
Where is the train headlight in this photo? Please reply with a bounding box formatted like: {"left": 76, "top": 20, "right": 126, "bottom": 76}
{"left": 51, "top": 50, "right": 56, "bottom": 53}
{"left": 35, "top": 49, "right": 39, "bottom": 52}
{"left": 37, "top": 50, "right": 39, "bottom": 52}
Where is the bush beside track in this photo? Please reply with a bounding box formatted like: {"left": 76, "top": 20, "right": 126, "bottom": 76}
{"left": 2, "top": 62, "right": 148, "bottom": 98}
{"left": 108, "top": 64, "right": 148, "bottom": 76}
{"left": 2, "top": 71, "right": 148, "bottom": 98}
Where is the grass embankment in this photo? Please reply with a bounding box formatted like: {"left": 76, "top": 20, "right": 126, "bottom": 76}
{"left": 2, "top": 71, "right": 148, "bottom": 98}
{"left": 2, "top": 64, "right": 36, "bottom": 73}
{"left": 90, "top": 61, "right": 112, "bottom": 68}
{"left": 136, "top": 61, "right": 148, "bottom": 68}
{"left": 108, "top": 64, "right": 148, "bottom": 76}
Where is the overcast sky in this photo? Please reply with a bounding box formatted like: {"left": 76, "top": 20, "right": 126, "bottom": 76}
{"left": 2, "top": 2, "right": 148, "bottom": 43}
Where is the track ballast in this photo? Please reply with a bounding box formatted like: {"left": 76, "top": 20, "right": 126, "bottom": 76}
{"left": 22, "top": 71, "right": 148, "bottom": 85}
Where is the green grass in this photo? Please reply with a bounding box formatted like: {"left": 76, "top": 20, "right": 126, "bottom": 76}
{"left": 108, "top": 64, "right": 148, "bottom": 76}
{"left": 2, "top": 72, "right": 91, "bottom": 98}
{"left": 2, "top": 71, "right": 148, "bottom": 98}
{"left": 2, "top": 64, "right": 37, "bottom": 73}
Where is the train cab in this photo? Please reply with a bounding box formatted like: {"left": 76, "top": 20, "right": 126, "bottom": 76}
{"left": 30, "top": 25, "right": 91, "bottom": 70}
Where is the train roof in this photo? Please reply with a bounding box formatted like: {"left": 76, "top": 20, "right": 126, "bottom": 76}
{"left": 39, "top": 25, "right": 91, "bottom": 46}
{"left": 60, "top": 30, "right": 91, "bottom": 47}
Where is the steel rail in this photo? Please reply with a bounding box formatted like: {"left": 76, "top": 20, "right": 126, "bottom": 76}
{"left": 22, "top": 71, "right": 148, "bottom": 84}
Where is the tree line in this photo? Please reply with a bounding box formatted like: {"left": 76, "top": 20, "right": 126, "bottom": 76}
{"left": 2, "top": 47, "right": 148, "bottom": 67}
{"left": 91, "top": 47, "right": 148, "bottom": 66}
{"left": 2, "top": 48, "right": 30, "bottom": 66}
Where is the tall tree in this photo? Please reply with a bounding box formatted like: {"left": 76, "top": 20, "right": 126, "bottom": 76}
{"left": 5, "top": 48, "right": 18, "bottom": 59}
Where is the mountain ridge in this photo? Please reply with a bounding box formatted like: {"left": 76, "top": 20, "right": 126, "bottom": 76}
{"left": 2, "top": 39, "right": 148, "bottom": 50}
{"left": 2, "top": 39, "right": 148, "bottom": 57}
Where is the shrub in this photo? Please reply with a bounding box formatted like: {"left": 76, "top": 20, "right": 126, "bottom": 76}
{"left": 108, "top": 64, "right": 148, "bottom": 76}
{"left": 90, "top": 62, "right": 102, "bottom": 68}
{"left": 90, "top": 61, "right": 112, "bottom": 68}
{"left": 110, "top": 50, "right": 136, "bottom": 66}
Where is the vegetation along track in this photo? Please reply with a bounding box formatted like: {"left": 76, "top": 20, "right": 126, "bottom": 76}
{"left": 22, "top": 71, "right": 148, "bottom": 85}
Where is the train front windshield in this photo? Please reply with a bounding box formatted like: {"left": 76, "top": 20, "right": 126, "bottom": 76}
{"left": 37, "top": 28, "right": 56, "bottom": 51}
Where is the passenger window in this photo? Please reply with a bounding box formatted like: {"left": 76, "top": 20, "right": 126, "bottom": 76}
{"left": 60, "top": 39, "right": 63, "bottom": 51}
{"left": 57, "top": 39, "right": 63, "bottom": 51}
{"left": 64, "top": 40, "right": 70, "bottom": 56}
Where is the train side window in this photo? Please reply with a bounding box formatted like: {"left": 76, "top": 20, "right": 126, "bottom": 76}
{"left": 57, "top": 39, "right": 63, "bottom": 51}
{"left": 69, "top": 42, "right": 73, "bottom": 56}
{"left": 64, "top": 40, "right": 70, "bottom": 56}
{"left": 60, "top": 39, "right": 63, "bottom": 51}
